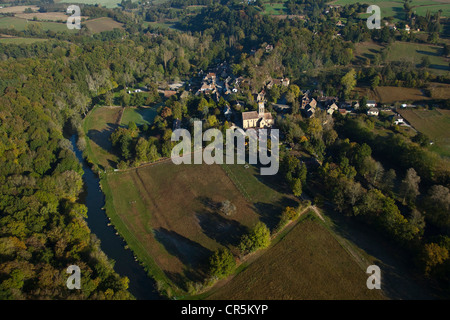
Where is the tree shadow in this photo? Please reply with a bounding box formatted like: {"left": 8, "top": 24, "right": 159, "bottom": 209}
{"left": 196, "top": 211, "right": 247, "bottom": 247}
{"left": 323, "top": 204, "right": 441, "bottom": 299}
{"left": 196, "top": 196, "right": 221, "bottom": 211}
{"left": 87, "top": 122, "right": 117, "bottom": 152}
{"left": 362, "top": 52, "right": 376, "bottom": 60}
{"left": 252, "top": 164, "right": 292, "bottom": 194}
{"left": 254, "top": 196, "right": 299, "bottom": 231}
{"left": 392, "top": 7, "right": 405, "bottom": 20}
{"left": 428, "top": 64, "right": 450, "bottom": 71}
{"left": 107, "top": 159, "right": 118, "bottom": 168}
{"left": 153, "top": 228, "right": 212, "bottom": 280}
{"left": 416, "top": 49, "right": 441, "bottom": 57}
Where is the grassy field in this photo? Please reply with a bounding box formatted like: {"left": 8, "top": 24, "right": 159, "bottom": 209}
{"left": 0, "top": 5, "right": 40, "bottom": 14}
{"left": 14, "top": 12, "right": 67, "bottom": 22}
{"left": 329, "top": 0, "right": 450, "bottom": 19}
{"left": 104, "top": 162, "right": 263, "bottom": 293}
{"left": 262, "top": 2, "right": 289, "bottom": 15}
{"left": 0, "top": 37, "right": 48, "bottom": 44}
{"left": 207, "top": 215, "right": 386, "bottom": 300}
{"left": 144, "top": 20, "right": 178, "bottom": 30}
{"left": 84, "top": 17, "right": 123, "bottom": 33}
{"left": 83, "top": 106, "right": 122, "bottom": 170}
{"left": 354, "top": 41, "right": 385, "bottom": 65}
{"left": 222, "top": 162, "right": 299, "bottom": 230}
{"left": 0, "top": 16, "right": 75, "bottom": 32}
{"left": 57, "top": 0, "right": 125, "bottom": 9}
{"left": 373, "top": 86, "right": 430, "bottom": 104}
{"left": 354, "top": 41, "right": 449, "bottom": 74}
{"left": 120, "top": 106, "right": 158, "bottom": 127}
{"left": 397, "top": 108, "right": 450, "bottom": 158}
{"left": 386, "top": 42, "right": 449, "bottom": 74}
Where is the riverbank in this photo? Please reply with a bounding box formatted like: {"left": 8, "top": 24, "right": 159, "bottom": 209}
{"left": 71, "top": 135, "right": 162, "bottom": 300}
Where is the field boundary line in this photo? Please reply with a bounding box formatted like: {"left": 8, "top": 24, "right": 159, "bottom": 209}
{"left": 220, "top": 163, "right": 253, "bottom": 202}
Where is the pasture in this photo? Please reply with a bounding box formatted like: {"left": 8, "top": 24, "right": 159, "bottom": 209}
{"left": 103, "top": 162, "right": 264, "bottom": 293}
{"left": 329, "top": 0, "right": 450, "bottom": 19}
{"left": 397, "top": 108, "right": 450, "bottom": 158}
{"left": 221, "top": 162, "right": 299, "bottom": 230}
{"left": 57, "top": 0, "right": 124, "bottom": 9}
{"left": 355, "top": 41, "right": 449, "bottom": 74}
{"left": 57, "top": 0, "right": 143, "bottom": 8}
{"left": 0, "top": 16, "right": 74, "bottom": 32}
{"left": 207, "top": 215, "right": 386, "bottom": 300}
{"left": 373, "top": 86, "right": 430, "bottom": 104}
{"left": 120, "top": 106, "right": 158, "bottom": 127}
{"left": 386, "top": 42, "right": 449, "bottom": 73}
{"left": 0, "top": 5, "right": 40, "bottom": 14}
{"left": 84, "top": 17, "right": 124, "bottom": 33}
{"left": 13, "top": 12, "right": 89, "bottom": 22}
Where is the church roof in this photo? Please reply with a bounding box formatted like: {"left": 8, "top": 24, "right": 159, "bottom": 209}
{"left": 242, "top": 111, "right": 259, "bottom": 120}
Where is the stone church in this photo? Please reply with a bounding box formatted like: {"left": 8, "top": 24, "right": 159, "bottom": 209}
{"left": 242, "top": 101, "right": 274, "bottom": 129}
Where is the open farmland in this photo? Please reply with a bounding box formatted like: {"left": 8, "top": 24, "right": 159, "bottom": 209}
{"left": 84, "top": 17, "right": 124, "bottom": 33}
{"left": 397, "top": 108, "right": 450, "bottom": 158}
{"left": 58, "top": 0, "right": 122, "bottom": 8}
{"left": 57, "top": 0, "right": 141, "bottom": 9}
{"left": 386, "top": 42, "right": 449, "bottom": 74}
{"left": 0, "top": 16, "right": 74, "bottom": 32}
{"left": 0, "top": 5, "right": 40, "bottom": 14}
{"left": 207, "top": 215, "right": 386, "bottom": 300}
{"left": 329, "top": 0, "right": 450, "bottom": 19}
{"left": 354, "top": 41, "right": 449, "bottom": 74}
{"left": 14, "top": 12, "right": 89, "bottom": 22}
{"left": 103, "top": 162, "right": 264, "bottom": 293}
{"left": 373, "top": 86, "right": 430, "bottom": 104}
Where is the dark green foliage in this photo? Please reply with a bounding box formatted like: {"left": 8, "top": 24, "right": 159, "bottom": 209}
{"left": 208, "top": 248, "right": 236, "bottom": 279}
{"left": 238, "top": 222, "right": 271, "bottom": 255}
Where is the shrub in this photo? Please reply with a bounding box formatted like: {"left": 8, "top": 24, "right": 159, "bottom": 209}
{"left": 238, "top": 222, "right": 271, "bottom": 254}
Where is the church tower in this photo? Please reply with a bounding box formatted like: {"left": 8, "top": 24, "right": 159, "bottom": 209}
{"left": 258, "top": 101, "right": 265, "bottom": 116}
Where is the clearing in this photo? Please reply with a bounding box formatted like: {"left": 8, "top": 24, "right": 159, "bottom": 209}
{"left": 397, "top": 108, "right": 450, "bottom": 158}
{"left": 120, "top": 106, "right": 158, "bottom": 127}
{"left": 83, "top": 106, "right": 123, "bottom": 170}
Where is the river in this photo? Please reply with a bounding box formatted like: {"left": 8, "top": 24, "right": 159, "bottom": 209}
{"left": 70, "top": 135, "right": 162, "bottom": 300}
